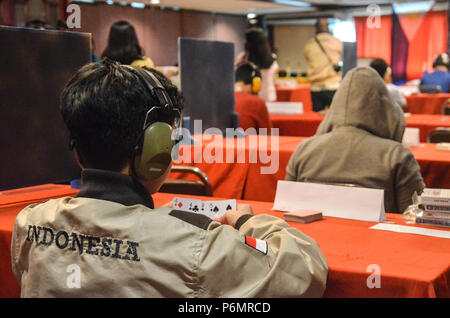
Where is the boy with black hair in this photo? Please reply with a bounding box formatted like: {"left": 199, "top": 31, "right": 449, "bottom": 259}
{"left": 234, "top": 63, "right": 272, "bottom": 132}
{"left": 11, "top": 59, "right": 327, "bottom": 297}
{"left": 369, "top": 58, "right": 406, "bottom": 109}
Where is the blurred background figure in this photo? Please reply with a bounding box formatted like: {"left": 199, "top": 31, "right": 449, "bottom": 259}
{"left": 102, "top": 21, "right": 154, "bottom": 68}
{"left": 234, "top": 62, "right": 272, "bottom": 132}
{"left": 236, "top": 28, "right": 279, "bottom": 102}
{"left": 304, "top": 18, "right": 342, "bottom": 112}
{"left": 420, "top": 53, "right": 450, "bottom": 93}
{"left": 370, "top": 58, "right": 406, "bottom": 110}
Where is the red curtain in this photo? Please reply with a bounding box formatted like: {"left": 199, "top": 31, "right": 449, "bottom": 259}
{"left": 355, "top": 10, "right": 448, "bottom": 81}
{"left": 355, "top": 15, "right": 392, "bottom": 63}
{"left": 1, "top": 0, "right": 16, "bottom": 26}
{"left": 406, "top": 10, "right": 448, "bottom": 80}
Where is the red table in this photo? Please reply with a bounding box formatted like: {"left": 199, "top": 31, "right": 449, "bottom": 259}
{"left": 405, "top": 94, "right": 450, "bottom": 114}
{"left": 0, "top": 184, "right": 79, "bottom": 298}
{"left": 169, "top": 135, "right": 450, "bottom": 202}
{"left": 270, "top": 113, "right": 450, "bottom": 142}
{"left": 1, "top": 189, "right": 449, "bottom": 298}
{"left": 276, "top": 84, "right": 313, "bottom": 112}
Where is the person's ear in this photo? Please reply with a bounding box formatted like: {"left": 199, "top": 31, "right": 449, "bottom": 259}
{"left": 73, "top": 148, "right": 85, "bottom": 170}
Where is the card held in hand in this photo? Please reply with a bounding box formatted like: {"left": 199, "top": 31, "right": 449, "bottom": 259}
{"left": 172, "top": 197, "right": 237, "bottom": 220}
{"left": 283, "top": 210, "right": 323, "bottom": 224}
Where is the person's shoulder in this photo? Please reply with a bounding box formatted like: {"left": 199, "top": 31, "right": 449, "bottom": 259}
{"left": 14, "top": 197, "right": 70, "bottom": 228}
{"left": 131, "top": 56, "right": 154, "bottom": 69}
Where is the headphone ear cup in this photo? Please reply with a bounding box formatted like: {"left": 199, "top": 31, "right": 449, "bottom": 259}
{"left": 135, "top": 122, "right": 174, "bottom": 181}
{"left": 252, "top": 76, "right": 261, "bottom": 94}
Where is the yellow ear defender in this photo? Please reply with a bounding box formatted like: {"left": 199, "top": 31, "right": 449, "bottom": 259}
{"left": 252, "top": 75, "right": 261, "bottom": 94}
{"left": 247, "top": 62, "right": 261, "bottom": 94}
{"left": 125, "top": 66, "right": 181, "bottom": 182}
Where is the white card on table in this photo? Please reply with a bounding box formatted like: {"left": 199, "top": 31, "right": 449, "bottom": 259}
{"left": 266, "top": 102, "right": 303, "bottom": 115}
{"left": 370, "top": 223, "right": 450, "bottom": 239}
{"left": 402, "top": 127, "right": 420, "bottom": 147}
{"left": 272, "top": 181, "right": 386, "bottom": 222}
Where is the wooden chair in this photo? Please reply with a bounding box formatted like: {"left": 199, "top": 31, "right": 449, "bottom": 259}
{"left": 159, "top": 166, "right": 213, "bottom": 196}
{"left": 427, "top": 128, "right": 450, "bottom": 143}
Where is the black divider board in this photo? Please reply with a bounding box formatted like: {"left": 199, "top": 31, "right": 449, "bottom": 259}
{"left": 178, "top": 37, "right": 239, "bottom": 135}
{"left": 0, "top": 27, "right": 90, "bottom": 190}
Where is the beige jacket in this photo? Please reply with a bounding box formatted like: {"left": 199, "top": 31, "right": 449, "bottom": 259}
{"left": 304, "top": 32, "right": 342, "bottom": 89}
{"left": 286, "top": 67, "right": 425, "bottom": 213}
{"left": 11, "top": 170, "right": 327, "bottom": 297}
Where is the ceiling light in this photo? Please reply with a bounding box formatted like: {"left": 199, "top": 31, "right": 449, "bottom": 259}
{"left": 150, "top": 0, "right": 160, "bottom": 4}
{"left": 247, "top": 13, "right": 257, "bottom": 19}
{"left": 131, "top": 2, "right": 145, "bottom": 8}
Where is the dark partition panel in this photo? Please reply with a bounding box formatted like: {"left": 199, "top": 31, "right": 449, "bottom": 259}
{"left": 342, "top": 41, "right": 358, "bottom": 79}
{"left": 178, "top": 37, "right": 238, "bottom": 133}
{"left": 0, "top": 26, "right": 91, "bottom": 190}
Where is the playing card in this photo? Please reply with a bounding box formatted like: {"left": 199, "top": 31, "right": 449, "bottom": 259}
{"left": 205, "top": 200, "right": 237, "bottom": 216}
{"left": 172, "top": 197, "right": 202, "bottom": 212}
{"left": 172, "top": 197, "right": 237, "bottom": 220}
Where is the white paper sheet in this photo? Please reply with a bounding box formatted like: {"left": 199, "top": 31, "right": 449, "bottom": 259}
{"left": 370, "top": 223, "right": 450, "bottom": 239}
{"left": 402, "top": 127, "right": 420, "bottom": 147}
{"left": 272, "top": 181, "right": 386, "bottom": 222}
{"left": 266, "top": 102, "right": 303, "bottom": 115}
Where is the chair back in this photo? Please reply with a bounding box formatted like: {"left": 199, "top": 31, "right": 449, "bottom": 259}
{"left": 159, "top": 166, "right": 213, "bottom": 196}
{"left": 427, "top": 128, "right": 450, "bottom": 143}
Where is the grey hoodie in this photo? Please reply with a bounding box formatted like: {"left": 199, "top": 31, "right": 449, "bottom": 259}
{"left": 286, "top": 67, "right": 425, "bottom": 213}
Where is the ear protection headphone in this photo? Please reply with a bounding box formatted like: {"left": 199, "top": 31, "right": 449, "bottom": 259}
{"left": 248, "top": 62, "right": 262, "bottom": 94}
{"left": 125, "top": 66, "right": 181, "bottom": 182}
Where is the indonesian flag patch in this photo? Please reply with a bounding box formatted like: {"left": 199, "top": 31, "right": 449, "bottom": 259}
{"left": 245, "top": 236, "right": 268, "bottom": 255}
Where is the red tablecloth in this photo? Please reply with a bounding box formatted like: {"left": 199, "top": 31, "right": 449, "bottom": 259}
{"left": 0, "top": 184, "right": 79, "bottom": 298}
{"left": 405, "top": 94, "right": 450, "bottom": 114}
{"left": 169, "top": 135, "right": 450, "bottom": 202}
{"left": 276, "top": 86, "right": 450, "bottom": 115}
{"left": 2, "top": 190, "right": 449, "bottom": 298}
{"left": 276, "top": 84, "right": 313, "bottom": 112}
{"left": 270, "top": 113, "right": 450, "bottom": 142}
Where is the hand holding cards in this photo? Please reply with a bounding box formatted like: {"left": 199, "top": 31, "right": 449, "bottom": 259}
{"left": 172, "top": 197, "right": 237, "bottom": 220}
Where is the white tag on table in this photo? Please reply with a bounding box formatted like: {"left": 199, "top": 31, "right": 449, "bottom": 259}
{"left": 402, "top": 127, "right": 420, "bottom": 147}
{"left": 370, "top": 223, "right": 450, "bottom": 239}
{"left": 266, "top": 102, "right": 303, "bottom": 115}
{"left": 272, "top": 181, "right": 386, "bottom": 222}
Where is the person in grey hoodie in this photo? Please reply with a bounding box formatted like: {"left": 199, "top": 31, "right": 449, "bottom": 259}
{"left": 286, "top": 66, "right": 425, "bottom": 213}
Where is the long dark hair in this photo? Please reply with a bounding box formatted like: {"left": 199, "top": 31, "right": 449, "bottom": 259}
{"left": 245, "top": 28, "right": 274, "bottom": 70}
{"left": 102, "top": 21, "right": 143, "bottom": 65}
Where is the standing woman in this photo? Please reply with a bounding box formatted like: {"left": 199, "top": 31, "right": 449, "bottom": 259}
{"left": 237, "top": 28, "right": 279, "bottom": 102}
{"left": 102, "top": 21, "right": 154, "bottom": 68}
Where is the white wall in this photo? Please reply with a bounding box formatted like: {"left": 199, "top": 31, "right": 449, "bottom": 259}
{"left": 273, "top": 25, "right": 315, "bottom": 74}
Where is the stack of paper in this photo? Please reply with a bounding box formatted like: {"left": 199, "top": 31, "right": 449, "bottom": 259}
{"left": 283, "top": 210, "right": 322, "bottom": 224}
{"left": 417, "top": 189, "right": 450, "bottom": 227}
{"left": 266, "top": 102, "right": 303, "bottom": 115}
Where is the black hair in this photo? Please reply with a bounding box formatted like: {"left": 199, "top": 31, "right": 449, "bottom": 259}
{"left": 235, "top": 63, "right": 261, "bottom": 85}
{"left": 60, "top": 58, "right": 183, "bottom": 171}
{"left": 102, "top": 21, "right": 143, "bottom": 65}
{"left": 369, "top": 58, "right": 388, "bottom": 79}
{"left": 433, "top": 53, "right": 450, "bottom": 69}
{"left": 245, "top": 28, "right": 274, "bottom": 70}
